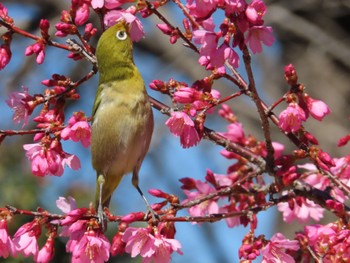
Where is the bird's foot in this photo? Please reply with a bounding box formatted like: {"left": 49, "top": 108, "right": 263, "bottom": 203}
{"left": 144, "top": 204, "right": 160, "bottom": 222}
{"left": 97, "top": 204, "right": 108, "bottom": 231}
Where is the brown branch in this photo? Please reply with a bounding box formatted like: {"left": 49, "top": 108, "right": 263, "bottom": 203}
{"left": 242, "top": 46, "right": 274, "bottom": 173}
{"left": 145, "top": 0, "right": 199, "bottom": 53}
{"left": 0, "top": 128, "right": 47, "bottom": 136}
{"left": 149, "top": 96, "right": 266, "bottom": 171}
{"left": 0, "top": 19, "right": 71, "bottom": 51}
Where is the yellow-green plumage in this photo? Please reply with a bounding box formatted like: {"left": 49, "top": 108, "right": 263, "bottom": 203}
{"left": 91, "top": 21, "right": 154, "bottom": 212}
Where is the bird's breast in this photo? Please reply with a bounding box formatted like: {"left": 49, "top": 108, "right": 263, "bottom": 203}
{"left": 91, "top": 86, "right": 153, "bottom": 176}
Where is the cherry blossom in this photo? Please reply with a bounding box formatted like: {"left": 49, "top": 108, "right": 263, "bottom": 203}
{"left": 278, "top": 102, "right": 306, "bottom": 133}
{"left": 61, "top": 112, "right": 91, "bottom": 147}
{"left": 165, "top": 111, "right": 201, "bottom": 148}
{"left": 182, "top": 179, "right": 219, "bottom": 217}
{"left": 6, "top": 86, "right": 35, "bottom": 127}
{"left": 244, "top": 25, "right": 275, "bottom": 54}
{"left": 261, "top": 233, "right": 299, "bottom": 263}
{"left": 122, "top": 227, "right": 182, "bottom": 263}
{"left": 12, "top": 220, "right": 41, "bottom": 258}
{"left": 23, "top": 140, "right": 81, "bottom": 177}
{"left": 245, "top": 0, "right": 266, "bottom": 24}
{"left": 0, "top": 219, "right": 13, "bottom": 258}
{"left": 277, "top": 196, "right": 324, "bottom": 223}
{"left": 71, "top": 230, "right": 110, "bottom": 263}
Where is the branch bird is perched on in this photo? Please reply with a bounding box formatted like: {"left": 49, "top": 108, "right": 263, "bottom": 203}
{"left": 91, "top": 20, "right": 154, "bottom": 228}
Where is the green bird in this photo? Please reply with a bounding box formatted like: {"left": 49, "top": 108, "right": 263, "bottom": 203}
{"left": 91, "top": 20, "right": 154, "bottom": 226}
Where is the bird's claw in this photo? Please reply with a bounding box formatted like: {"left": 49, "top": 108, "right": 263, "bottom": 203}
{"left": 97, "top": 205, "right": 108, "bottom": 231}
{"left": 144, "top": 205, "right": 160, "bottom": 222}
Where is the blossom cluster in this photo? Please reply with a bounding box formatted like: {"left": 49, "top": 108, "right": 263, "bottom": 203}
{"left": 157, "top": 0, "right": 275, "bottom": 72}
{"left": 0, "top": 197, "right": 182, "bottom": 263}
{"left": 278, "top": 64, "right": 331, "bottom": 134}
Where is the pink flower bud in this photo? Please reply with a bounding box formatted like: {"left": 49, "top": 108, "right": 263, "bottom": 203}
{"left": 39, "top": 19, "right": 50, "bottom": 39}
{"left": 0, "top": 44, "right": 11, "bottom": 70}
{"left": 121, "top": 212, "right": 145, "bottom": 223}
{"left": 156, "top": 23, "right": 173, "bottom": 35}
{"left": 36, "top": 235, "right": 55, "bottom": 263}
{"left": 303, "top": 131, "right": 319, "bottom": 145}
{"left": 284, "top": 64, "right": 298, "bottom": 86}
{"left": 338, "top": 134, "right": 350, "bottom": 147}
{"left": 149, "top": 189, "right": 170, "bottom": 199}
{"left": 110, "top": 232, "right": 125, "bottom": 256}
{"left": 74, "top": 3, "right": 90, "bottom": 26}
{"left": 304, "top": 95, "right": 331, "bottom": 121}
{"left": 60, "top": 10, "right": 71, "bottom": 23}
{"left": 149, "top": 79, "right": 168, "bottom": 93}
{"left": 179, "top": 177, "right": 196, "bottom": 190}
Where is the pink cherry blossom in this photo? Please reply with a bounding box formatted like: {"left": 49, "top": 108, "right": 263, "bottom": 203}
{"left": 165, "top": 111, "right": 201, "bottom": 148}
{"left": 300, "top": 158, "right": 350, "bottom": 203}
{"left": 261, "top": 233, "right": 299, "bottom": 263}
{"left": 304, "top": 224, "right": 336, "bottom": 247}
{"left": 104, "top": 8, "right": 145, "bottom": 42}
{"left": 61, "top": 112, "right": 91, "bottom": 147}
{"left": 224, "top": 0, "right": 246, "bottom": 15}
{"left": 186, "top": 0, "right": 219, "bottom": 19}
{"left": 277, "top": 197, "right": 324, "bottom": 223}
{"left": 6, "top": 86, "right": 35, "bottom": 127}
{"left": 12, "top": 221, "right": 41, "bottom": 258}
{"left": 278, "top": 102, "right": 306, "bottom": 133}
{"left": 304, "top": 96, "right": 331, "bottom": 121}
{"left": 91, "top": 0, "right": 104, "bottom": 8}
{"left": 300, "top": 222, "right": 350, "bottom": 261}
{"left": 220, "top": 204, "right": 241, "bottom": 228}
{"left": 244, "top": 26, "right": 275, "bottom": 54}
{"left": 182, "top": 180, "right": 219, "bottom": 217}
{"left": 222, "top": 122, "right": 245, "bottom": 143}
{"left": 23, "top": 140, "right": 81, "bottom": 177}
{"left": 122, "top": 227, "right": 182, "bottom": 262}
{"left": 0, "top": 44, "right": 11, "bottom": 70}
{"left": 71, "top": 230, "right": 110, "bottom": 263}
{"left": 245, "top": 0, "right": 266, "bottom": 25}
{"left": 193, "top": 29, "right": 239, "bottom": 69}
{"left": 55, "top": 196, "right": 89, "bottom": 227}
{"left": 0, "top": 219, "right": 13, "bottom": 258}
{"left": 75, "top": 3, "right": 90, "bottom": 26}
{"left": 92, "top": 0, "right": 134, "bottom": 9}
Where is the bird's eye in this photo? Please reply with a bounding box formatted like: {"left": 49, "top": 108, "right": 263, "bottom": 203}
{"left": 116, "top": 30, "right": 127, "bottom": 40}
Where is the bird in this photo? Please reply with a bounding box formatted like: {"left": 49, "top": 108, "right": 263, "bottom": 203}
{"left": 91, "top": 20, "right": 154, "bottom": 228}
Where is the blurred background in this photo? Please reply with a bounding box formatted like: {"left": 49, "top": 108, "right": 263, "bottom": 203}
{"left": 0, "top": 0, "right": 350, "bottom": 262}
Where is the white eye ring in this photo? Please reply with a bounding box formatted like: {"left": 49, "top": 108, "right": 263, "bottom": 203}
{"left": 116, "top": 30, "right": 127, "bottom": 40}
